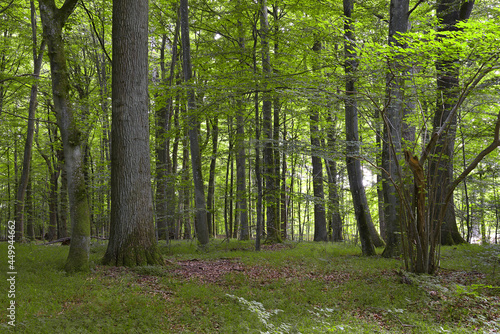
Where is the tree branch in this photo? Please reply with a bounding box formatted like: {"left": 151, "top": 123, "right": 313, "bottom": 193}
{"left": 419, "top": 57, "right": 500, "bottom": 165}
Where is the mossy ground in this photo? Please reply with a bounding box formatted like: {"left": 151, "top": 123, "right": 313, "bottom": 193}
{"left": 1, "top": 240, "right": 499, "bottom": 333}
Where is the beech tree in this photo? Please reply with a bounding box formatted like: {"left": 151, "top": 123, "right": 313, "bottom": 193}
{"left": 381, "top": 0, "right": 412, "bottom": 257}
{"left": 39, "top": 0, "right": 91, "bottom": 272}
{"left": 179, "top": 0, "right": 210, "bottom": 246}
{"left": 343, "top": 0, "right": 376, "bottom": 256}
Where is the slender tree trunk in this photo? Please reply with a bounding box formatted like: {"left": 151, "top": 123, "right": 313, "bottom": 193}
{"left": 326, "top": 114, "right": 343, "bottom": 241}
{"left": 156, "top": 15, "right": 179, "bottom": 242}
{"left": 103, "top": 0, "right": 162, "bottom": 266}
{"left": 207, "top": 118, "right": 218, "bottom": 237}
{"left": 309, "top": 40, "right": 328, "bottom": 242}
{"left": 343, "top": 0, "right": 376, "bottom": 255}
{"left": 235, "top": 15, "right": 249, "bottom": 241}
{"left": 260, "top": 0, "right": 280, "bottom": 243}
{"left": 254, "top": 91, "right": 263, "bottom": 251}
{"left": 180, "top": 0, "right": 209, "bottom": 245}
{"left": 459, "top": 115, "right": 471, "bottom": 242}
{"left": 236, "top": 106, "right": 249, "bottom": 240}
{"left": 15, "top": 1, "right": 45, "bottom": 242}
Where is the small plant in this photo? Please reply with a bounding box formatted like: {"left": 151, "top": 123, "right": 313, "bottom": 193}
{"left": 226, "top": 294, "right": 293, "bottom": 334}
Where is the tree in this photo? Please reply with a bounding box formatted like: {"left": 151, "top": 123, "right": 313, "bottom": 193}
{"left": 381, "top": 0, "right": 412, "bottom": 257}
{"left": 102, "top": 0, "right": 162, "bottom": 266}
{"left": 309, "top": 40, "right": 328, "bottom": 242}
{"left": 260, "top": 0, "right": 281, "bottom": 243}
{"left": 179, "top": 0, "right": 210, "bottom": 246}
{"left": 429, "top": 0, "right": 474, "bottom": 246}
{"left": 39, "top": 0, "right": 91, "bottom": 272}
{"left": 343, "top": 0, "right": 377, "bottom": 256}
{"left": 15, "top": 0, "right": 45, "bottom": 242}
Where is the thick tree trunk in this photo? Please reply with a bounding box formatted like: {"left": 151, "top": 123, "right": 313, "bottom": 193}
{"left": 343, "top": 0, "right": 376, "bottom": 255}
{"left": 103, "top": 0, "right": 162, "bottom": 266}
{"left": 180, "top": 0, "right": 210, "bottom": 246}
{"left": 39, "top": 0, "right": 91, "bottom": 272}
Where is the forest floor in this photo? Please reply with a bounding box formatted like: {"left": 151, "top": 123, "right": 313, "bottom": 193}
{"left": 1, "top": 240, "right": 499, "bottom": 333}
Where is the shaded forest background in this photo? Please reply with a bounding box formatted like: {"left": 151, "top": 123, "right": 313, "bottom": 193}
{"left": 1, "top": 0, "right": 500, "bottom": 264}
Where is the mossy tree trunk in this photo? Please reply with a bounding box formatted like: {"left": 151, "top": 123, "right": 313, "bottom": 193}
{"left": 102, "top": 0, "right": 162, "bottom": 266}
{"left": 39, "top": 0, "right": 91, "bottom": 272}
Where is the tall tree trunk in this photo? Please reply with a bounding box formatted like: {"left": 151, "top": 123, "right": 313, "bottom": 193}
{"left": 39, "top": 0, "right": 91, "bottom": 272}
{"left": 156, "top": 19, "right": 179, "bottom": 241}
{"left": 309, "top": 40, "right": 327, "bottom": 242}
{"left": 103, "top": 0, "right": 162, "bottom": 266}
{"left": 382, "top": 0, "right": 410, "bottom": 257}
{"left": 15, "top": 1, "right": 45, "bottom": 242}
{"left": 179, "top": 0, "right": 210, "bottom": 246}
{"left": 254, "top": 91, "right": 263, "bottom": 250}
{"left": 236, "top": 104, "right": 249, "bottom": 240}
{"left": 310, "top": 110, "right": 327, "bottom": 242}
{"left": 260, "top": 0, "right": 281, "bottom": 243}
{"left": 343, "top": 0, "right": 376, "bottom": 255}
{"left": 429, "top": 0, "right": 473, "bottom": 246}
{"left": 236, "top": 15, "right": 249, "bottom": 241}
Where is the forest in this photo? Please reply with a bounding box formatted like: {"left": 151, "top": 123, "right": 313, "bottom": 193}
{"left": 2, "top": 0, "right": 500, "bottom": 271}
{"left": 1, "top": 0, "right": 500, "bottom": 332}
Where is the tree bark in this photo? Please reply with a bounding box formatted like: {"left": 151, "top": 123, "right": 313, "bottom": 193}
{"left": 102, "top": 0, "right": 162, "bottom": 266}
{"left": 39, "top": 0, "right": 91, "bottom": 272}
